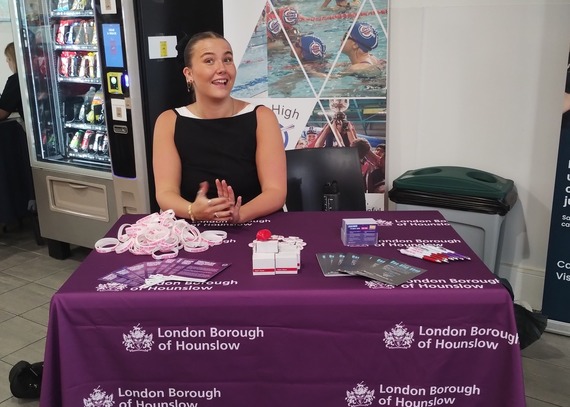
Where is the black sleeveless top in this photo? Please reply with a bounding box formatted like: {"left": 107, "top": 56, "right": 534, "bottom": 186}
{"left": 173, "top": 106, "right": 262, "bottom": 204}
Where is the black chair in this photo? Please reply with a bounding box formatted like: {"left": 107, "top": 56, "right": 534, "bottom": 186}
{"left": 285, "top": 147, "right": 366, "bottom": 211}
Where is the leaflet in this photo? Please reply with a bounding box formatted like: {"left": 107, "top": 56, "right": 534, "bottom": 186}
{"left": 99, "top": 257, "right": 231, "bottom": 287}
{"left": 316, "top": 252, "right": 426, "bottom": 285}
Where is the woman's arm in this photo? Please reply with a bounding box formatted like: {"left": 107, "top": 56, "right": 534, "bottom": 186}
{"left": 153, "top": 110, "right": 189, "bottom": 218}
{"left": 0, "top": 108, "right": 10, "bottom": 121}
{"left": 346, "top": 121, "right": 358, "bottom": 145}
{"left": 235, "top": 105, "right": 287, "bottom": 222}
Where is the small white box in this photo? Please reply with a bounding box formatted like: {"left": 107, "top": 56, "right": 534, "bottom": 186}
{"left": 275, "top": 251, "right": 299, "bottom": 274}
{"left": 278, "top": 243, "right": 301, "bottom": 268}
{"left": 255, "top": 240, "right": 279, "bottom": 253}
{"left": 252, "top": 252, "right": 275, "bottom": 275}
{"left": 341, "top": 218, "right": 378, "bottom": 246}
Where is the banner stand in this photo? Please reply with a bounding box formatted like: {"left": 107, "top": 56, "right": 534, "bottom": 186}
{"left": 542, "top": 61, "right": 570, "bottom": 335}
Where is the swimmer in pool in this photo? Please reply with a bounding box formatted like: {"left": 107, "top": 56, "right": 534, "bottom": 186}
{"left": 267, "top": 6, "right": 301, "bottom": 51}
{"left": 320, "top": 0, "right": 360, "bottom": 12}
{"left": 341, "top": 22, "right": 386, "bottom": 75}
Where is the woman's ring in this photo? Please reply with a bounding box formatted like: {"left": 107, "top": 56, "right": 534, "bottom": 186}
{"left": 208, "top": 199, "right": 212, "bottom": 206}
{"left": 214, "top": 212, "right": 219, "bottom": 218}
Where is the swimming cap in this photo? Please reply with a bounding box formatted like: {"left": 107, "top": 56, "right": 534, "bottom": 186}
{"left": 350, "top": 22, "right": 378, "bottom": 52}
{"left": 306, "top": 126, "right": 318, "bottom": 134}
{"left": 267, "top": 12, "right": 281, "bottom": 38}
{"left": 278, "top": 7, "right": 299, "bottom": 27}
{"left": 299, "top": 35, "right": 326, "bottom": 61}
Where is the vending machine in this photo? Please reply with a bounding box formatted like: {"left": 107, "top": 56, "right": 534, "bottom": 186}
{"left": 9, "top": 0, "right": 223, "bottom": 258}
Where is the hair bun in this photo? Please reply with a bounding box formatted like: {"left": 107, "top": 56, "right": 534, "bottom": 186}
{"left": 176, "top": 32, "right": 190, "bottom": 67}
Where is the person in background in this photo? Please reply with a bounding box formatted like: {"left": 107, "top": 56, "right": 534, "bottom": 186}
{"left": 0, "top": 43, "right": 23, "bottom": 121}
{"left": 153, "top": 31, "right": 286, "bottom": 223}
{"left": 341, "top": 22, "right": 386, "bottom": 75}
{"left": 291, "top": 34, "right": 327, "bottom": 65}
{"left": 266, "top": 6, "right": 301, "bottom": 51}
{"left": 320, "top": 0, "right": 359, "bottom": 11}
{"left": 351, "top": 138, "right": 385, "bottom": 193}
{"left": 308, "top": 111, "right": 357, "bottom": 148}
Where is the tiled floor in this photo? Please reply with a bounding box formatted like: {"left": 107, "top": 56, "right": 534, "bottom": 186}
{"left": 0, "top": 218, "right": 569, "bottom": 406}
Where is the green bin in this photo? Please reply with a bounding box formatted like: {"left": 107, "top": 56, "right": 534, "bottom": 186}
{"left": 389, "top": 166, "right": 518, "bottom": 273}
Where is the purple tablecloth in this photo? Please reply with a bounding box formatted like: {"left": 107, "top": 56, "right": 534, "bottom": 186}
{"left": 40, "top": 211, "right": 525, "bottom": 407}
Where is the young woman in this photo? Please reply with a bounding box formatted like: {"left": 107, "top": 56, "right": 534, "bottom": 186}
{"left": 153, "top": 32, "right": 286, "bottom": 223}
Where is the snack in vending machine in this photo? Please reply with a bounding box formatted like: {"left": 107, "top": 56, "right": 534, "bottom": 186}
{"left": 56, "top": 0, "right": 71, "bottom": 11}
{"left": 74, "top": 20, "right": 86, "bottom": 45}
{"left": 85, "top": 52, "right": 96, "bottom": 78}
{"left": 101, "top": 134, "right": 109, "bottom": 155}
{"left": 69, "top": 53, "right": 80, "bottom": 77}
{"left": 83, "top": 21, "right": 94, "bottom": 45}
{"left": 58, "top": 52, "right": 71, "bottom": 77}
{"left": 93, "top": 132, "right": 103, "bottom": 153}
{"left": 78, "top": 54, "right": 88, "bottom": 78}
{"left": 81, "top": 130, "right": 95, "bottom": 152}
{"left": 91, "top": 24, "right": 98, "bottom": 46}
{"left": 78, "top": 86, "right": 96, "bottom": 122}
{"left": 55, "top": 20, "right": 68, "bottom": 45}
{"left": 94, "top": 52, "right": 100, "bottom": 79}
{"left": 69, "top": 130, "right": 83, "bottom": 152}
{"left": 71, "top": 0, "right": 87, "bottom": 11}
{"left": 66, "top": 21, "right": 81, "bottom": 44}
{"left": 88, "top": 89, "right": 104, "bottom": 124}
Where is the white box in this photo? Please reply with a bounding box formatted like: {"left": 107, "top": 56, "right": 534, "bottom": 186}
{"left": 255, "top": 240, "right": 279, "bottom": 253}
{"left": 278, "top": 243, "right": 301, "bottom": 268}
{"left": 275, "top": 251, "right": 299, "bottom": 274}
{"left": 252, "top": 252, "right": 275, "bottom": 275}
{"left": 341, "top": 218, "right": 378, "bottom": 246}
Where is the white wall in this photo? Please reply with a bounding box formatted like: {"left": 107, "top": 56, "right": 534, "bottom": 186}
{"left": 0, "top": 21, "right": 14, "bottom": 89}
{"left": 388, "top": 0, "right": 570, "bottom": 309}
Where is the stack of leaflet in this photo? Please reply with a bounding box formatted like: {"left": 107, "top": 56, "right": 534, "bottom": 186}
{"left": 316, "top": 253, "right": 427, "bottom": 286}
{"left": 98, "top": 258, "right": 230, "bottom": 288}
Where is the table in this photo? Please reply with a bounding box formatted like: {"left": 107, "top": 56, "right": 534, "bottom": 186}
{"left": 40, "top": 210, "right": 525, "bottom": 407}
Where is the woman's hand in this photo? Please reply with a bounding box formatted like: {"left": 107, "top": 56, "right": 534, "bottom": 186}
{"left": 215, "top": 179, "right": 243, "bottom": 223}
{"left": 193, "top": 181, "right": 232, "bottom": 222}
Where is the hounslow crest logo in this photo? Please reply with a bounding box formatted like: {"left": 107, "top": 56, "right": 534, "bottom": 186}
{"left": 96, "top": 282, "right": 127, "bottom": 292}
{"left": 83, "top": 387, "right": 115, "bottom": 407}
{"left": 365, "top": 280, "right": 394, "bottom": 290}
{"left": 345, "top": 382, "right": 375, "bottom": 406}
{"left": 375, "top": 219, "right": 393, "bottom": 227}
{"left": 384, "top": 322, "right": 414, "bottom": 349}
{"left": 123, "top": 324, "right": 154, "bottom": 352}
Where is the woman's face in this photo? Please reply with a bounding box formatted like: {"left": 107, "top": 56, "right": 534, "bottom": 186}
{"left": 5, "top": 54, "right": 16, "bottom": 73}
{"left": 184, "top": 38, "right": 236, "bottom": 100}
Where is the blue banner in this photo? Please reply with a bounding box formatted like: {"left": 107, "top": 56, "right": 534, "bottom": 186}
{"left": 542, "top": 67, "right": 570, "bottom": 326}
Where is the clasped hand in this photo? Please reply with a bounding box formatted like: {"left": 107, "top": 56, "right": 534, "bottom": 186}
{"left": 194, "top": 179, "right": 242, "bottom": 223}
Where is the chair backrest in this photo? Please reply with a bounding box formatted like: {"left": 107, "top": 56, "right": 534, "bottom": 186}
{"left": 285, "top": 147, "right": 366, "bottom": 211}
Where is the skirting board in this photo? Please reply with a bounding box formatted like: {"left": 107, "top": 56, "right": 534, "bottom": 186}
{"left": 497, "top": 263, "right": 545, "bottom": 312}
{"left": 546, "top": 320, "right": 570, "bottom": 337}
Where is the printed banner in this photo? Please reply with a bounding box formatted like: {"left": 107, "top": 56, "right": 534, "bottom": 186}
{"left": 542, "top": 59, "right": 570, "bottom": 326}
{"left": 224, "top": 0, "right": 388, "bottom": 210}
